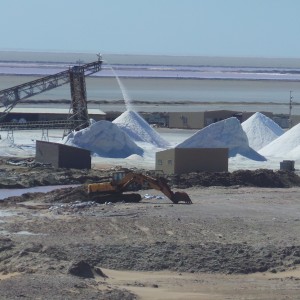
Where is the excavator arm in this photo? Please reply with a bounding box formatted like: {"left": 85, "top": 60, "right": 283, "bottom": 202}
{"left": 116, "top": 172, "right": 192, "bottom": 204}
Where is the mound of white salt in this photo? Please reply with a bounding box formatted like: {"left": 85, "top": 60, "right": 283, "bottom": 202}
{"left": 62, "top": 120, "right": 143, "bottom": 158}
{"left": 176, "top": 117, "right": 266, "bottom": 161}
{"left": 259, "top": 122, "right": 300, "bottom": 159}
{"left": 242, "top": 112, "right": 284, "bottom": 151}
{"left": 286, "top": 144, "right": 300, "bottom": 159}
{"left": 113, "top": 110, "right": 169, "bottom": 148}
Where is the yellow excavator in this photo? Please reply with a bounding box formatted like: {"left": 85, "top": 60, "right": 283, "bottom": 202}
{"left": 87, "top": 171, "right": 192, "bottom": 204}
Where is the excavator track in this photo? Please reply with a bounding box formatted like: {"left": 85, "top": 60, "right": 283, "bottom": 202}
{"left": 88, "top": 192, "right": 142, "bottom": 204}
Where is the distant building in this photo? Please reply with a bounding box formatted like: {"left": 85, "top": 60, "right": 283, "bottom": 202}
{"left": 167, "top": 110, "right": 273, "bottom": 129}
{"left": 0, "top": 107, "right": 106, "bottom": 123}
{"left": 290, "top": 115, "right": 300, "bottom": 128}
{"left": 156, "top": 148, "right": 228, "bottom": 175}
{"left": 268, "top": 113, "right": 300, "bottom": 129}
{"left": 36, "top": 140, "right": 91, "bottom": 169}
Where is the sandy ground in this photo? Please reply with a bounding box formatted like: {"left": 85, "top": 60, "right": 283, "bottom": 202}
{"left": 99, "top": 267, "right": 300, "bottom": 300}
{"left": 1, "top": 184, "right": 300, "bottom": 299}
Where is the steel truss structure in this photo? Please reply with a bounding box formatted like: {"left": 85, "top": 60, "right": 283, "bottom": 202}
{"left": 0, "top": 60, "right": 102, "bottom": 133}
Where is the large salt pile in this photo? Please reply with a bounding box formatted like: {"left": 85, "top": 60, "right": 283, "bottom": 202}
{"left": 62, "top": 120, "right": 143, "bottom": 158}
{"left": 259, "top": 122, "right": 300, "bottom": 159}
{"left": 113, "top": 110, "right": 169, "bottom": 148}
{"left": 176, "top": 117, "right": 266, "bottom": 161}
{"left": 242, "top": 112, "right": 284, "bottom": 151}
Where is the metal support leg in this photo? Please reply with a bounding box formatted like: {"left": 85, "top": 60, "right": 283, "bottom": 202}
{"left": 41, "top": 128, "right": 49, "bottom": 141}
{"left": 7, "top": 129, "right": 14, "bottom": 144}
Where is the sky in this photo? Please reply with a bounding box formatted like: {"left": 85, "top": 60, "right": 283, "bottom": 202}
{"left": 1, "top": 0, "right": 300, "bottom": 58}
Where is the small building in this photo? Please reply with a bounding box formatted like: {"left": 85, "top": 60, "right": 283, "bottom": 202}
{"left": 36, "top": 140, "right": 91, "bottom": 169}
{"left": 156, "top": 148, "right": 228, "bottom": 175}
{"left": 141, "top": 112, "right": 169, "bottom": 127}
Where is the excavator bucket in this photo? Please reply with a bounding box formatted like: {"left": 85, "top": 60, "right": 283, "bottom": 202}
{"left": 172, "top": 191, "right": 192, "bottom": 204}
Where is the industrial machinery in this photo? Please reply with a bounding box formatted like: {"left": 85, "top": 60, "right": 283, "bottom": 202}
{"left": 87, "top": 171, "right": 192, "bottom": 204}
{"left": 0, "top": 58, "right": 103, "bottom": 133}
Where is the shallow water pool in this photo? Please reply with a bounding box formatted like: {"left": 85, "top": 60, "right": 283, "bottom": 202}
{"left": 0, "top": 185, "right": 79, "bottom": 201}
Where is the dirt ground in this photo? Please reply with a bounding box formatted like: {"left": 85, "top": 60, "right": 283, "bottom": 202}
{"left": 1, "top": 158, "right": 300, "bottom": 299}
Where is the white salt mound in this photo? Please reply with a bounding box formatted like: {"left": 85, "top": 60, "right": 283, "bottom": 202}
{"left": 259, "top": 122, "right": 300, "bottom": 159}
{"left": 287, "top": 144, "right": 300, "bottom": 159}
{"left": 177, "top": 117, "right": 266, "bottom": 161}
{"left": 242, "top": 112, "right": 284, "bottom": 151}
{"left": 62, "top": 120, "right": 143, "bottom": 158}
{"left": 113, "top": 110, "right": 170, "bottom": 148}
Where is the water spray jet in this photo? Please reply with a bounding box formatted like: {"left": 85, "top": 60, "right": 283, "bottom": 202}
{"left": 103, "top": 59, "right": 134, "bottom": 111}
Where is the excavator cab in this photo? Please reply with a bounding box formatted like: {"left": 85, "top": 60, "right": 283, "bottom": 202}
{"left": 112, "top": 171, "right": 144, "bottom": 192}
{"left": 112, "top": 171, "right": 127, "bottom": 184}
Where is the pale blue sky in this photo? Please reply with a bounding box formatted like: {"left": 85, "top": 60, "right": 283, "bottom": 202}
{"left": 1, "top": 0, "right": 300, "bottom": 58}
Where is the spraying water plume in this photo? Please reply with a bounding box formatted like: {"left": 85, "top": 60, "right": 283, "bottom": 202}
{"left": 103, "top": 59, "right": 133, "bottom": 111}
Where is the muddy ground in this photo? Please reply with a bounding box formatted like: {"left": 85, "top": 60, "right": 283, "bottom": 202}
{"left": 1, "top": 157, "right": 300, "bottom": 299}
{"left": 1, "top": 157, "right": 300, "bottom": 190}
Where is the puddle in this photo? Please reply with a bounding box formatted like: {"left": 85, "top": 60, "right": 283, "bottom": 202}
{"left": 0, "top": 230, "right": 47, "bottom": 236}
{"left": 0, "top": 185, "right": 79, "bottom": 200}
{"left": 0, "top": 230, "right": 10, "bottom": 235}
{"left": 15, "top": 231, "right": 47, "bottom": 236}
{"left": 0, "top": 210, "right": 18, "bottom": 217}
